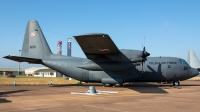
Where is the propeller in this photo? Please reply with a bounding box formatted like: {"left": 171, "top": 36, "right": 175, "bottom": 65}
{"left": 142, "top": 46, "right": 150, "bottom": 60}
{"left": 141, "top": 37, "right": 150, "bottom": 73}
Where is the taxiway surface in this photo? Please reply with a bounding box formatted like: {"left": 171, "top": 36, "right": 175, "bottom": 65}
{"left": 1, "top": 80, "right": 200, "bottom": 112}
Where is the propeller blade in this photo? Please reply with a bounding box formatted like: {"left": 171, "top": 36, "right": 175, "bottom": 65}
{"left": 141, "top": 37, "right": 149, "bottom": 73}
{"left": 142, "top": 62, "right": 143, "bottom": 73}
{"left": 143, "top": 47, "right": 146, "bottom": 56}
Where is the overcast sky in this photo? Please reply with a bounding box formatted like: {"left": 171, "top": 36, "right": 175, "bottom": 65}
{"left": 0, "top": 0, "right": 200, "bottom": 69}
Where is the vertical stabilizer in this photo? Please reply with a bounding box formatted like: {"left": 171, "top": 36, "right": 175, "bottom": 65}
{"left": 188, "top": 50, "right": 200, "bottom": 68}
{"left": 21, "top": 20, "right": 52, "bottom": 59}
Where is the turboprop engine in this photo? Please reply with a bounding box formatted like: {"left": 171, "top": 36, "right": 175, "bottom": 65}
{"left": 105, "top": 49, "right": 150, "bottom": 63}
{"left": 77, "top": 48, "right": 150, "bottom": 72}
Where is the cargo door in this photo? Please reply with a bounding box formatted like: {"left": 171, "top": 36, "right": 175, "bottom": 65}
{"left": 180, "top": 66, "right": 189, "bottom": 79}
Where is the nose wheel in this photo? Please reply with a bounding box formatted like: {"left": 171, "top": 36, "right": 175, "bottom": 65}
{"left": 173, "top": 81, "right": 180, "bottom": 86}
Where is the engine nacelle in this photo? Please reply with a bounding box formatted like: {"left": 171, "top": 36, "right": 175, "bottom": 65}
{"left": 105, "top": 49, "right": 144, "bottom": 62}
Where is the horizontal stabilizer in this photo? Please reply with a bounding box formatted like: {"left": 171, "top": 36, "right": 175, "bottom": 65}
{"left": 3, "top": 55, "right": 42, "bottom": 64}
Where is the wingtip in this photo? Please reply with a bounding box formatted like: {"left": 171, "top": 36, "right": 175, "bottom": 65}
{"left": 3, "top": 55, "right": 10, "bottom": 58}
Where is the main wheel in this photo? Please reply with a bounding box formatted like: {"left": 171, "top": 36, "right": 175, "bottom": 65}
{"left": 103, "top": 84, "right": 113, "bottom": 87}
{"left": 115, "top": 83, "right": 123, "bottom": 87}
{"left": 173, "top": 81, "right": 180, "bottom": 86}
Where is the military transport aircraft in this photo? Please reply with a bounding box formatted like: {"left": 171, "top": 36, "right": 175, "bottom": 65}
{"left": 4, "top": 20, "right": 199, "bottom": 86}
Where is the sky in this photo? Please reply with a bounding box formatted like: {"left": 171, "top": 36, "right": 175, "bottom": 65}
{"left": 0, "top": 0, "right": 200, "bottom": 69}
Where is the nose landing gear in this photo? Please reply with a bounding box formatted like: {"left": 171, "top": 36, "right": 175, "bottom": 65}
{"left": 173, "top": 81, "right": 180, "bottom": 86}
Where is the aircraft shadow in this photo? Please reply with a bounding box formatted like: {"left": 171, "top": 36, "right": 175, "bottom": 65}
{"left": 124, "top": 82, "right": 168, "bottom": 93}
{"left": 0, "top": 90, "right": 29, "bottom": 104}
{"left": 51, "top": 84, "right": 102, "bottom": 87}
{"left": 51, "top": 82, "right": 200, "bottom": 94}
{"left": 51, "top": 83, "right": 168, "bottom": 93}
{"left": 0, "top": 90, "right": 29, "bottom": 97}
{"left": 0, "top": 98, "right": 12, "bottom": 103}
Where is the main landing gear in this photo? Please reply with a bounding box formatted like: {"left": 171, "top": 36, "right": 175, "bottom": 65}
{"left": 103, "top": 83, "right": 123, "bottom": 87}
{"left": 173, "top": 81, "right": 180, "bottom": 86}
{"left": 103, "top": 84, "right": 113, "bottom": 87}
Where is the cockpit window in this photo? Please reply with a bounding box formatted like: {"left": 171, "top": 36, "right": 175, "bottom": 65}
{"left": 179, "top": 59, "right": 188, "bottom": 65}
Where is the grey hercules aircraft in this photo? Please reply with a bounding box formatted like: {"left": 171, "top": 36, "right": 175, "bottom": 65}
{"left": 4, "top": 20, "right": 199, "bottom": 86}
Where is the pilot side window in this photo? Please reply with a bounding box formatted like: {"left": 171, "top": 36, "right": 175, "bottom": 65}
{"left": 179, "top": 59, "right": 188, "bottom": 65}
{"left": 168, "top": 65, "right": 171, "bottom": 68}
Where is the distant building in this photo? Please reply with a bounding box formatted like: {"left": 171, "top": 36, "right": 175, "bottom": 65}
{"left": 34, "top": 68, "right": 62, "bottom": 77}
{"left": 25, "top": 67, "right": 49, "bottom": 76}
{"left": 0, "top": 68, "right": 25, "bottom": 77}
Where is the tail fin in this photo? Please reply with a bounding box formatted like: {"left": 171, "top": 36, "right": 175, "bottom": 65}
{"left": 21, "top": 20, "right": 52, "bottom": 59}
{"left": 188, "top": 50, "right": 200, "bottom": 68}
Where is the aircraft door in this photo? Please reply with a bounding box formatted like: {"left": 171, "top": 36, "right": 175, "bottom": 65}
{"left": 82, "top": 70, "right": 89, "bottom": 81}
{"left": 179, "top": 65, "right": 184, "bottom": 79}
{"left": 178, "top": 59, "right": 190, "bottom": 80}
{"left": 179, "top": 65, "right": 189, "bottom": 80}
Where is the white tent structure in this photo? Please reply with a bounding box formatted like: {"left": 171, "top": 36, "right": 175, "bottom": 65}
{"left": 188, "top": 50, "right": 200, "bottom": 69}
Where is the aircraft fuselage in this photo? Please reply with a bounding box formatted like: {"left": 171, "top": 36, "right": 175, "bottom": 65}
{"left": 41, "top": 54, "right": 197, "bottom": 84}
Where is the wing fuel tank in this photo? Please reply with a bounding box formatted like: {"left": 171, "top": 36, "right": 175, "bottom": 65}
{"left": 77, "top": 62, "right": 135, "bottom": 71}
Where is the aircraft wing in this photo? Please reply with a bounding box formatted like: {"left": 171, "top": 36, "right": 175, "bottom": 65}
{"left": 3, "top": 55, "right": 42, "bottom": 64}
{"left": 74, "top": 33, "right": 120, "bottom": 61}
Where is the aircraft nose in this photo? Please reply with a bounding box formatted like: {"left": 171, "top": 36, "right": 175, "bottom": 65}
{"left": 191, "top": 68, "right": 199, "bottom": 77}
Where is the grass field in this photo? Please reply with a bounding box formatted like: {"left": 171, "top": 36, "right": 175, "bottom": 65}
{"left": 0, "top": 76, "right": 79, "bottom": 85}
